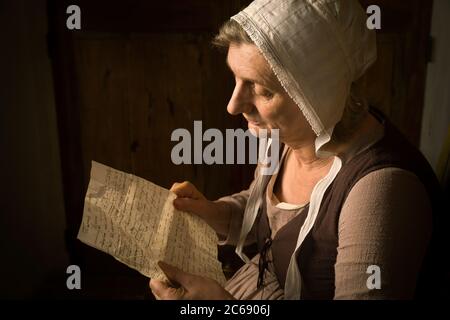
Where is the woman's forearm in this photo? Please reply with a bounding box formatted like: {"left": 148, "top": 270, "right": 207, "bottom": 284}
{"left": 211, "top": 200, "right": 233, "bottom": 237}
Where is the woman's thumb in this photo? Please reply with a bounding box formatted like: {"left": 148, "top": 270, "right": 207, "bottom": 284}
{"left": 173, "top": 197, "right": 205, "bottom": 216}
{"left": 158, "top": 261, "right": 187, "bottom": 287}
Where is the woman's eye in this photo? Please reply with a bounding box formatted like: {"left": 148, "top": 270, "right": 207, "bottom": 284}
{"left": 257, "top": 88, "right": 273, "bottom": 99}
{"left": 261, "top": 90, "right": 273, "bottom": 98}
{"left": 255, "top": 85, "right": 273, "bottom": 98}
{"left": 246, "top": 81, "right": 273, "bottom": 99}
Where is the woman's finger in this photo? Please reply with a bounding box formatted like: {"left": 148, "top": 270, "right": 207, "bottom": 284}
{"left": 158, "top": 261, "right": 190, "bottom": 288}
{"left": 173, "top": 197, "right": 208, "bottom": 216}
{"left": 149, "top": 278, "right": 186, "bottom": 300}
{"left": 149, "top": 278, "right": 167, "bottom": 298}
{"left": 170, "top": 181, "right": 205, "bottom": 200}
{"left": 170, "top": 181, "right": 194, "bottom": 197}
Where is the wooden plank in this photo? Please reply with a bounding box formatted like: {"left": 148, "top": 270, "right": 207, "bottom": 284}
{"left": 360, "top": 35, "right": 396, "bottom": 117}
{"left": 56, "top": 0, "right": 238, "bottom": 33}
{"left": 73, "top": 36, "right": 132, "bottom": 178}
{"left": 127, "top": 34, "right": 205, "bottom": 190}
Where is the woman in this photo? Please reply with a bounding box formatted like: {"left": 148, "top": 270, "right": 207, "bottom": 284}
{"left": 150, "top": 0, "right": 443, "bottom": 300}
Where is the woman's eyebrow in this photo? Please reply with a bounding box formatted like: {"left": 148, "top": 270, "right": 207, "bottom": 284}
{"left": 225, "top": 57, "right": 277, "bottom": 90}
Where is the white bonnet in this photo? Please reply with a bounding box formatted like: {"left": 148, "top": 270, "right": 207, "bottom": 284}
{"left": 231, "top": 0, "right": 377, "bottom": 154}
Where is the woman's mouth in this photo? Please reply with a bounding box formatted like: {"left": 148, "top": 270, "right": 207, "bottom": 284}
{"left": 245, "top": 117, "right": 260, "bottom": 126}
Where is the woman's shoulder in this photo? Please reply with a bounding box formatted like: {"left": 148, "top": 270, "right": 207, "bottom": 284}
{"left": 347, "top": 167, "right": 427, "bottom": 200}
{"left": 341, "top": 167, "right": 432, "bottom": 222}
{"left": 337, "top": 118, "right": 439, "bottom": 202}
{"left": 338, "top": 167, "right": 433, "bottom": 252}
{"left": 335, "top": 167, "right": 433, "bottom": 300}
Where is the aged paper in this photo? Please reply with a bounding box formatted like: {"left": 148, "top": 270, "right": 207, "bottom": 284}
{"left": 77, "top": 161, "right": 226, "bottom": 286}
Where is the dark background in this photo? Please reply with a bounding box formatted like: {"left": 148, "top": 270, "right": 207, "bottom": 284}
{"left": 1, "top": 0, "right": 449, "bottom": 299}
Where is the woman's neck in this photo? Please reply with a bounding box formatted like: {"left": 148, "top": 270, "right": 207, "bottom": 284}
{"left": 282, "top": 111, "right": 384, "bottom": 172}
{"left": 322, "top": 111, "right": 384, "bottom": 159}
{"left": 286, "top": 142, "right": 334, "bottom": 172}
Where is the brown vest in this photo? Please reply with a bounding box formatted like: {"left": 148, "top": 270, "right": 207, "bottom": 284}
{"left": 255, "top": 108, "right": 445, "bottom": 299}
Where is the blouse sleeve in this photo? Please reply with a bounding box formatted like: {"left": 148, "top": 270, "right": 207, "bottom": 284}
{"left": 334, "top": 167, "right": 432, "bottom": 299}
{"left": 215, "top": 165, "right": 261, "bottom": 246}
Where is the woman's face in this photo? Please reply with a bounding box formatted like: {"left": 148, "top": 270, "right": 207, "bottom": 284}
{"left": 226, "top": 43, "right": 316, "bottom": 147}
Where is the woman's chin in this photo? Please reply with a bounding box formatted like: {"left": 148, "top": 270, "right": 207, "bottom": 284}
{"left": 248, "top": 123, "right": 275, "bottom": 138}
{"left": 247, "top": 122, "right": 260, "bottom": 135}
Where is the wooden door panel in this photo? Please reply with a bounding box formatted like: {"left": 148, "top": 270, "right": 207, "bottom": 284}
{"left": 49, "top": 0, "right": 432, "bottom": 298}
{"left": 360, "top": 0, "right": 433, "bottom": 144}
{"left": 361, "top": 35, "right": 396, "bottom": 117}
{"left": 74, "top": 37, "right": 132, "bottom": 179}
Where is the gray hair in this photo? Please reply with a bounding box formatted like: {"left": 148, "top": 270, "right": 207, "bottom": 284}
{"left": 212, "top": 19, "right": 253, "bottom": 48}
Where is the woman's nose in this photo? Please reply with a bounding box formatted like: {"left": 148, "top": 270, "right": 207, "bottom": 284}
{"left": 226, "top": 82, "right": 253, "bottom": 115}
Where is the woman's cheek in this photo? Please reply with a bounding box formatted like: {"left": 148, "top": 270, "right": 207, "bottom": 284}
{"left": 258, "top": 105, "right": 280, "bottom": 122}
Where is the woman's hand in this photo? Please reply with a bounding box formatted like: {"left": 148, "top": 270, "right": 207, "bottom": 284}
{"left": 149, "top": 261, "right": 235, "bottom": 300}
{"left": 170, "top": 181, "right": 231, "bottom": 236}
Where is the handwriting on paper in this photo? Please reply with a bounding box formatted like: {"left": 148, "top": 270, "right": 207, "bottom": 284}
{"left": 77, "top": 161, "right": 226, "bottom": 285}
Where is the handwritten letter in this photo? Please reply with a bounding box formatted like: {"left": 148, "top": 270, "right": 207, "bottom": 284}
{"left": 77, "top": 161, "right": 226, "bottom": 285}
